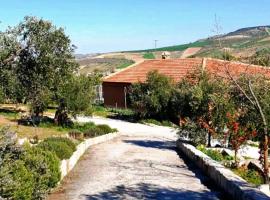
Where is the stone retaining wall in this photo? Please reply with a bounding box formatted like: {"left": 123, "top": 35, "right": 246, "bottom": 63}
{"left": 60, "top": 132, "right": 118, "bottom": 179}
{"left": 176, "top": 140, "right": 270, "bottom": 200}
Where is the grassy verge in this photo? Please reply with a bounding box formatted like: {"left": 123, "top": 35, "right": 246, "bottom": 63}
{"left": 232, "top": 167, "right": 264, "bottom": 186}
{"left": 197, "top": 145, "right": 233, "bottom": 162}
{"left": 196, "top": 145, "right": 264, "bottom": 186}
{"left": 139, "top": 118, "right": 176, "bottom": 127}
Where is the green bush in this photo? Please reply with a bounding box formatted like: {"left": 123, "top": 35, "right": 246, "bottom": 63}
{"left": 139, "top": 119, "right": 175, "bottom": 127}
{"left": 0, "top": 128, "right": 61, "bottom": 200}
{"left": 84, "top": 126, "right": 104, "bottom": 138}
{"left": 197, "top": 145, "right": 234, "bottom": 162}
{"left": 143, "top": 52, "right": 155, "bottom": 59}
{"left": 178, "top": 120, "right": 207, "bottom": 146}
{"left": 0, "top": 160, "right": 34, "bottom": 200}
{"left": 96, "top": 124, "right": 117, "bottom": 134}
{"left": 73, "top": 122, "right": 95, "bottom": 132}
{"left": 233, "top": 168, "right": 264, "bottom": 186}
{"left": 22, "top": 147, "right": 61, "bottom": 199}
{"left": 83, "top": 124, "right": 117, "bottom": 138}
{"left": 68, "top": 129, "right": 83, "bottom": 140}
{"left": 37, "top": 137, "right": 76, "bottom": 160}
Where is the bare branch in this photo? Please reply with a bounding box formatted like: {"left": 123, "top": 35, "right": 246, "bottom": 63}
{"left": 248, "top": 80, "right": 267, "bottom": 127}
{"left": 223, "top": 62, "right": 256, "bottom": 105}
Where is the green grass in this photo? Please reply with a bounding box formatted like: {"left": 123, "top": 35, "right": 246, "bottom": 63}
{"left": 116, "top": 60, "right": 135, "bottom": 69}
{"left": 197, "top": 145, "right": 234, "bottom": 162}
{"left": 129, "top": 40, "right": 212, "bottom": 53}
{"left": 232, "top": 168, "right": 264, "bottom": 186}
{"left": 0, "top": 110, "right": 19, "bottom": 120}
{"left": 143, "top": 52, "right": 155, "bottom": 59}
{"left": 139, "top": 118, "right": 176, "bottom": 127}
{"left": 39, "top": 121, "right": 96, "bottom": 133}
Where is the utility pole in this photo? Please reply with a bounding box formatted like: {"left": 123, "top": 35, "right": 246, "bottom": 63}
{"left": 154, "top": 40, "right": 158, "bottom": 49}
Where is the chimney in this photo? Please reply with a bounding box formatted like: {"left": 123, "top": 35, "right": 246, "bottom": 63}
{"left": 161, "top": 51, "right": 170, "bottom": 59}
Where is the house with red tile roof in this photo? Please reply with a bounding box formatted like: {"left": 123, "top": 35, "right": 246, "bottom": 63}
{"left": 103, "top": 58, "right": 270, "bottom": 108}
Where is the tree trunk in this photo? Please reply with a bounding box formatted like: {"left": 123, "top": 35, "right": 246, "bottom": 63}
{"left": 234, "top": 148, "right": 238, "bottom": 168}
{"left": 263, "top": 132, "right": 269, "bottom": 184}
{"left": 207, "top": 132, "right": 211, "bottom": 147}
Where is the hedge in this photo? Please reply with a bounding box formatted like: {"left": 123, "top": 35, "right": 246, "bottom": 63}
{"left": 37, "top": 137, "right": 76, "bottom": 160}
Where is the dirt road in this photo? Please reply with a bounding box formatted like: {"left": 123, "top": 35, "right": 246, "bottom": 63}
{"left": 47, "top": 118, "right": 226, "bottom": 200}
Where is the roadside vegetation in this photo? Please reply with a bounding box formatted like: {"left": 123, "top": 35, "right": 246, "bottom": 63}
{"left": 128, "top": 67, "right": 270, "bottom": 186}
{"left": 0, "top": 121, "right": 117, "bottom": 199}
{"left": 0, "top": 16, "right": 118, "bottom": 199}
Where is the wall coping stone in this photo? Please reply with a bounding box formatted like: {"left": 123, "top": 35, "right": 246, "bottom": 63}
{"left": 177, "top": 140, "right": 270, "bottom": 200}
{"left": 60, "top": 132, "right": 118, "bottom": 180}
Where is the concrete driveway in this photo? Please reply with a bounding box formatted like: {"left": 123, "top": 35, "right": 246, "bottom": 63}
{"left": 47, "top": 117, "right": 226, "bottom": 200}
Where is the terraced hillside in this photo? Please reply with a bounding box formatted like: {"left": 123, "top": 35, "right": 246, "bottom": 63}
{"left": 128, "top": 26, "right": 270, "bottom": 62}
{"left": 78, "top": 57, "right": 135, "bottom": 75}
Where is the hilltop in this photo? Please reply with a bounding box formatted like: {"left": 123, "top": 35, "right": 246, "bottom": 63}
{"left": 127, "top": 25, "right": 270, "bottom": 60}
{"left": 77, "top": 26, "right": 270, "bottom": 74}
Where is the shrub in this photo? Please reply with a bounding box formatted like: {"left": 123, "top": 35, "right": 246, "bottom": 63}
{"left": 96, "top": 124, "right": 117, "bottom": 134}
{"left": 250, "top": 48, "right": 270, "bottom": 67}
{"left": 84, "top": 126, "right": 104, "bottom": 138}
{"left": 139, "top": 119, "right": 175, "bottom": 127}
{"left": 0, "top": 160, "right": 34, "bottom": 200}
{"left": 22, "top": 147, "right": 61, "bottom": 199}
{"left": 233, "top": 167, "right": 264, "bottom": 186}
{"left": 73, "top": 122, "right": 95, "bottom": 132}
{"left": 178, "top": 120, "right": 207, "bottom": 146}
{"left": 68, "top": 129, "right": 83, "bottom": 140}
{"left": 197, "top": 145, "right": 234, "bottom": 162}
{"left": 206, "top": 149, "right": 223, "bottom": 162}
{"left": 37, "top": 137, "right": 76, "bottom": 160}
{"left": 143, "top": 52, "right": 155, "bottom": 59}
{"left": 83, "top": 124, "right": 117, "bottom": 138}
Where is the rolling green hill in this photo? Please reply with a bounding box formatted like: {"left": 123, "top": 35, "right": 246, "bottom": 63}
{"left": 127, "top": 26, "right": 270, "bottom": 61}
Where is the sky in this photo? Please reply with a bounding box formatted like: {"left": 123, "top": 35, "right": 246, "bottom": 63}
{"left": 0, "top": 0, "right": 270, "bottom": 53}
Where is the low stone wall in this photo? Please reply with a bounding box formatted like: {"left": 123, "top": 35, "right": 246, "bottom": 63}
{"left": 60, "top": 132, "right": 118, "bottom": 180}
{"left": 176, "top": 140, "right": 270, "bottom": 200}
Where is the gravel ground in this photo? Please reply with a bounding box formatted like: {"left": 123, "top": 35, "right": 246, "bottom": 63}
{"left": 47, "top": 117, "right": 226, "bottom": 200}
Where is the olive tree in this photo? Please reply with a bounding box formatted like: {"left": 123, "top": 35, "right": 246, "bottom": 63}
{"left": 172, "top": 71, "right": 231, "bottom": 147}
{"left": 129, "top": 70, "right": 173, "bottom": 119}
{"left": 54, "top": 74, "right": 101, "bottom": 126}
{"left": 0, "top": 16, "right": 78, "bottom": 115}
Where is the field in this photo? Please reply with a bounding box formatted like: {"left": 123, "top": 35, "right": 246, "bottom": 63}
{"left": 143, "top": 52, "right": 155, "bottom": 59}
{"left": 124, "top": 26, "right": 270, "bottom": 62}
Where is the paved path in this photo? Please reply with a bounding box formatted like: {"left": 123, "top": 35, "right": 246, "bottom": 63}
{"left": 48, "top": 117, "right": 226, "bottom": 200}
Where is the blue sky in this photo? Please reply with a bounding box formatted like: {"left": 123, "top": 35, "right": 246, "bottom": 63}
{"left": 0, "top": 0, "right": 269, "bottom": 53}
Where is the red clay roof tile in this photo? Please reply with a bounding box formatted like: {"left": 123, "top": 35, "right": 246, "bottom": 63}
{"left": 103, "top": 58, "right": 270, "bottom": 84}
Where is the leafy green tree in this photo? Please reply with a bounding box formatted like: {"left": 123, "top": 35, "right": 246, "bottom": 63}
{"left": 129, "top": 70, "right": 173, "bottom": 119}
{"left": 172, "top": 71, "right": 233, "bottom": 146}
{"left": 0, "top": 16, "right": 78, "bottom": 115}
{"left": 228, "top": 74, "right": 270, "bottom": 183}
{"left": 54, "top": 74, "right": 100, "bottom": 125}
